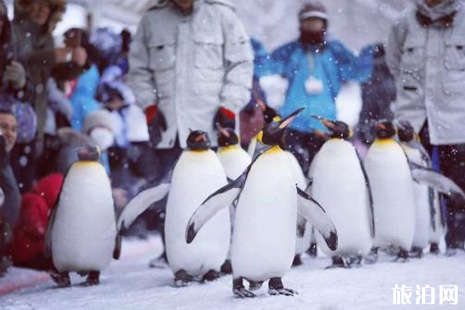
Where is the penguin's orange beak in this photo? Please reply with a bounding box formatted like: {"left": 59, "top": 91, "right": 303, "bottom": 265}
{"left": 216, "top": 122, "right": 231, "bottom": 138}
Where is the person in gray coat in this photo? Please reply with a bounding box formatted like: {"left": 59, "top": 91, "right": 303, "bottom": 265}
{"left": 386, "top": 0, "right": 465, "bottom": 255}
{"left": 128, "top": 0, "right": 253, "bottom": 266}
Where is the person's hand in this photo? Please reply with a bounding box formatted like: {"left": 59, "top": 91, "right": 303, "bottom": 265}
{"left": 145, "top": 105, "right": 167, "bottom": 148}
{"left": 54, "top": 47, "right": 73, "bottom": 63}
{"left": 213, "top": 106, "right": 235, "bottom": 129}
{"left": 5, "top": 61, "right": 26, "bottom": 90}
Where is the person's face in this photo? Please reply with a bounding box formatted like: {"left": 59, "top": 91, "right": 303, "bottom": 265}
{"left": 425, "top": 0, "right": 447, "bottom": 7}
{"left": 0, "top": 113, "right": 18, "bottom": 152}
{"left": 171, "top": 0, "right": 194, "bottom": 12}
{"left": 301, "top": 17, "right": 326, "bottom": 33}
{"left": 28, "top": 0, "right": 51, "bottom": 26}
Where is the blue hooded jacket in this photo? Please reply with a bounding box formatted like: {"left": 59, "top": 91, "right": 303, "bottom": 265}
{"left": 271, "top": 39, "right": 373, "bottom": 133}
{"left": 69, "top": 65, "right": 102, "bottom": 131}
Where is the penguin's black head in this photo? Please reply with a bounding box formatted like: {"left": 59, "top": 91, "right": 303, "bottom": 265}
{"left": 374, "top": 120, "right": 397, "bottom": 139}
{"left": 186, "top": 130, "right": 211, "bottom": 151}
{"left": 319, "top": 118, "right": 352, "bottom": 140}
{"left": 77, "top": 145, "right": 101, "bottom": 161}
{"left": 396, "top": 120, "right": 415, "bottom": 142}
{"left": 217, "top": 124, "right": 239, "bottom": 147}
{"left": 258, "top": 107, "right": 305, "bottom": 146}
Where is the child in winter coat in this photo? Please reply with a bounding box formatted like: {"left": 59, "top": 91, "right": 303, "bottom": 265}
{"left": 9, "top": 173, "right": 64, "bottom": 270}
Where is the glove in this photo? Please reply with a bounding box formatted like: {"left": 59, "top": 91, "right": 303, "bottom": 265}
{"left": 5, "top": 61, "right": 26, "bottom": 90}
{"left": 213, "top": 106, "right": 235, "bottom": 129}
{"left": 145, "top": 105, "right": 167, "bottom": 148}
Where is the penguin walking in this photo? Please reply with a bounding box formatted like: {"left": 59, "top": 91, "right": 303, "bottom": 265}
{"left": 309, "top": 118, "right": 373, "bottom": 268}
{"left": 363, "top": 121, "right": 416, "bottom": 261}
{"left": 216, "top": 125, "right": 252, "bottom": 274}
{"left": 165, "top": 130, "right": 230, "bottom": 286}
{"left": 46, "top": 146, "right": 119, "bottom": 287}
{"left": 397, "top": 121, "right": 434, "bottom": 258}
{"left": 186, "top": 108, "right": 338, "bottom": 298}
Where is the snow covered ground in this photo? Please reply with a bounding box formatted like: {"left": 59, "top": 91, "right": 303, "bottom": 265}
{"left": 1, "top": 235, "right": 464, "bottom": 310}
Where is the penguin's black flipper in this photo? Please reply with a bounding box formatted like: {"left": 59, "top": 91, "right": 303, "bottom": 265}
{"left": 410, "top": 166, "right": 465, "bottom": 198}
{"left": 116, "top": 183, "right": 170, "bottom": 233}
{"left": 44, "top": 204, "right": 59, "bottom": 258}
{"left": 186, "top": 185, "right": 241, "bottom": 244}
{"left": 113, "top": 233, "right": 123, "bottom": 260}
{"left": 356, "top": 149, "right": 375, "bottom": 238}
{"left": 296, "top": 186, "right": 338, "bottom": 251}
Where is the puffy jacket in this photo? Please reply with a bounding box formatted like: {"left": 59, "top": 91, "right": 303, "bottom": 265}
{"left": 271, "top": 39, "right": 373, "bottom": 133}
{"left": 9, "top": 173, "right": 63, "bottom": 265}
{"left": 70, "top": 65, "right": 102, "bottom": 131}
{"left": 386, "top": 0, "right": 465, "bottom": 144}
{"left": 128, "top": 0, "right": 253, "bottom": 148}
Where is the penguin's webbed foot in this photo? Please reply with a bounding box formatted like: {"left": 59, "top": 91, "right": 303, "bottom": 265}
{"left": 202, "top": 270, "right": 221, "bottom": 282}
{"left": 248, "top": 280, "right": 263, "bottom": 291}
{"left": 220, "top": 260, "right": 232, "bottom": 274}
{"left": 409, "top": 247, "right": 423, "bottom": 259}
{"left": 233, "top": 278, "right": 256, "bottom": 298}
{"left": 346, "top": 255, "right": 363, "bottom": 268}
{"left": 325, "top": 256, "right": 348, "bottom": 269}
{"left": 429, "top": 243, "right": 440, "bottom": 255}
{"left": 80, "top": 271, "right": 100, "bottom": 286}
{"left": 394, "top": 249, "right": 409, "bottom": 263}
{"left": 49, "top": 271, "right": 71, "bottom": 288}
{"left": 174, "top": 269, "right": 193, "bottom": 287}
{"left": 268, "top": 277, "right": 298, "bottom": 297}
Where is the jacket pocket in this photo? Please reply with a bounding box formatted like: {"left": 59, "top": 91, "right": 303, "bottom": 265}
{"left": 444, "top": 35, "right": 465, "bottom": 70}
{"left": 193, "top": 35, "right": 224, "bottom": 69}
{"left": 401, "top": 40, "right": 425, "bottom": 72}
{"left": 149, "top": 43, "right": 175, "bottom": 71}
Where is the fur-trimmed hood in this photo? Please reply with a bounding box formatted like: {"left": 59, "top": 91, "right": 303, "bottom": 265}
{"left": 14, "top": 0, "right": 67, "bottom": 33}
{"left": 414, "top": 0, "right": 461, "bottom": 21}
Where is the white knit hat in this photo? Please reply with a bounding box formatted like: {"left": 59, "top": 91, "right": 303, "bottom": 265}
{"left": 83, "top": 110, "right": 116, "bottom": 135}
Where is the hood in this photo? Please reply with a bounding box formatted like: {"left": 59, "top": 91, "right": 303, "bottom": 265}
{"left": 14, "top": 0, "right": 67, "bottom": 34}
{"left": 414, "top": 0, "right": 461, "bottom": 21}
{"left": 31, "top": 173, "right": 64, "bottom": 207}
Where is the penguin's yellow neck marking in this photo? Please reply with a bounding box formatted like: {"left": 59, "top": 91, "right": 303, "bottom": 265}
{"left": 264, "top": 145, "right": 282, "bottom": 154}
{"left": 373, "top": 138, "right": 396, "bottom": 146}
{"left": 218, "top": 145, "right": 239, "bottom": 154}
{"left": 74, "top": 161, "right": 100, "bottom": 167}
{"left": 190, "top": 150, "right": 209, "bottom": 153}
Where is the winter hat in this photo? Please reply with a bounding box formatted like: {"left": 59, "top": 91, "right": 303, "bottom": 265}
{"left": 83, "top": 109, "right": 116, "bottom": 135}
{"left": 31, "top": 173, "right": 64, "bottom": 207}
{"left": 298, "top": 1, "right": 329, "bottom": 22}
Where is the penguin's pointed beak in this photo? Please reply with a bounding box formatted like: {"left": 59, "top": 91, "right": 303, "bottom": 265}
{"left": 279, "top": 107, "right": 305, "bottom": 129}
{"left": 216, "top": 122, "right": 231, "bottom": 138}
{"left": 195, "top": 133, "right": 207, "bottom": 142}
{"left": 376, "top": 122, "right": 386, "bottom": 130}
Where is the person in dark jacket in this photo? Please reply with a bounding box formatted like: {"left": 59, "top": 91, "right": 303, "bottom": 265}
{"left": 356, "top": 43, "right": 396, "bottom": 146}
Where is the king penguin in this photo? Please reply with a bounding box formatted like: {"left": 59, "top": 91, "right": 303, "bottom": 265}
{"left": 164, "top": 130, "right": 230, "bottom": 286}
{"left": 363, "top": 121, "right": 416, "bottom": 261}
{"left": 185, "top": 107, "right": 338, "bottom": 298}
{"left": 46, "top": 146, "right": 119, "bottom": 287}
{"left": 309, "top": 118, "right": 373, "bottom": 268}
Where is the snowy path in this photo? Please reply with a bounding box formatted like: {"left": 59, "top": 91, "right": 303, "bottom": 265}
{"left": 1, "top": 235, "right": 464, "bottom": 310}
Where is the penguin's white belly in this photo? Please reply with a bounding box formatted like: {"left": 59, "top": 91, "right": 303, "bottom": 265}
{"left": 51, "top": 163, "right": 116, "bottom": 272}
{"left": 231, "top": 152, "right": 296, "bottom": 281}
{"left": 218, "top": 147, "right": 251, "bottom": 180}
{"left": 364, "top": 142, "right": 416, "bottom": 251}
{"left": 311, "top": 140, "right": 372, "bottom": 256}
{"left": 406, "top": 148, "right": 431, "bottom": 249}
{"left": 165, "top": 151, "right": 230, "bottom": 276}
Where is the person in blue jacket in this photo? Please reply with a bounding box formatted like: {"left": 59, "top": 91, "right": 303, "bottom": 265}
{"left": 271, "top": 1, "right": 374, "bottom": 174}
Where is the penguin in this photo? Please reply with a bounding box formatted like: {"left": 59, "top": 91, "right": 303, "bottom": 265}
{"left": 164, "top": 130, "right": 230, "bottom": 286}
{"left": 309, "top": 118, "right": 374, "bottom": 268}
{"left": 216, "top": 125, "right": 251, "bottom": 274}
{"left": 185, "top": 107, "right": 338, "bottom": 298}
{"left": 397, "top": 121, "right": 435, "bottom": 258}
{"left": 46, "top": 146, "right": 119, "bottom": 287}
{"left": 363, "top": 121, "right": 416, "bottom": 261}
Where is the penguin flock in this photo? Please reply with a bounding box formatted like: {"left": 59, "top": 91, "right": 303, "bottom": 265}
{"left": 45, "top": 107, "right": 465, "bottom": 299}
